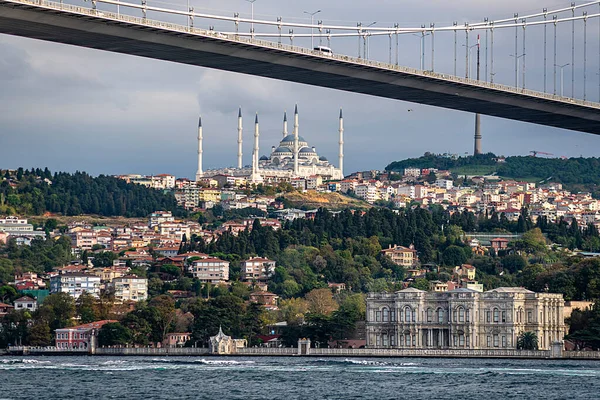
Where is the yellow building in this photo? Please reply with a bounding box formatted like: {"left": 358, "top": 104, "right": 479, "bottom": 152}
{"left": 198, "top": 188, "right": 222, "bottom": 203}
{"left": 380, "top": 244, "right": 418, "bottom": 267}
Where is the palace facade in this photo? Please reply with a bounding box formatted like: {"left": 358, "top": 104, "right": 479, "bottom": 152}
{"left": 366, "top": 287, "right": 565, "bottom": 351}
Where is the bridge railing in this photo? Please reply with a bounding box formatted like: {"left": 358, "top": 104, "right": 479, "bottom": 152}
{"left": 4, "top": 0, "right": 600, "bottom": 110}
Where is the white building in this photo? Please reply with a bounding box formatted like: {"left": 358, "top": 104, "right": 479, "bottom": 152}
{"left": 397, "top": 185, "right": 416, "bottom": 199}
{"left": 240, "top": 257, "right": 276, "bottom": 282}
{"left": 13, "top": 295, "right": 37, "bottom": 312}
{"left": 109, "top": 275, "right": 148, "bottom": 302}
{"left": 189, "top": 257, "right": 230, "bottom": 284}
{"left": 436, "top": 179, "right": 454, "bottom": 190}
{"left": 50, "top": 273, "right": 102, "bottom": 299}
{"left": 149, "top": 211, "right": 174, "bottom": 228}
{"left": 404, "top": 168, "right": 421, "bottom": 177}
{"left": 355, "top": 184, "right": 379, "bottom": 203}
{"left": 366, "top": 287, "right": 564, "bottom": 350}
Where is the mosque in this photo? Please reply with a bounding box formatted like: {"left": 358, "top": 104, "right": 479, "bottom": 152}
{"left": 195, "top": 105, "right": 344, "bottom": 183}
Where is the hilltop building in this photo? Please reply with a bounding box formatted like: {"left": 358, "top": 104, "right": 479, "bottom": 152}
{"left": 196, "top": 106, "right": 344, "bottom": 183}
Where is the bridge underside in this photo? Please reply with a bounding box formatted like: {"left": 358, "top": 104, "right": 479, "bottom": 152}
{"left": 1, "top": 1, "right": 600, "bottom": 134}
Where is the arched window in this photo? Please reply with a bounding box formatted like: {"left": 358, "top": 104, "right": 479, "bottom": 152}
{"left": 458, "top": 307, "right": 465, "bottom": 323}
{"left": 382, "top": 308, "right": 389, "bottom": 322}
{"left": 437, "top": 308, "right": 444, "bottom": 323}
{"left": 427, "top": 308, "right": 433, "bottom": 323}
{"left": 411, "top": 308, "right": 416, "bottom": 322}
{"left": 493, "top": 308, "right": 499, "bottom": 323}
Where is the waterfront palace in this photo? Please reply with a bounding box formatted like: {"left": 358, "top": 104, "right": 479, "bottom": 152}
{"left": 366, "top": 287, "right": 565, "bottom": 351}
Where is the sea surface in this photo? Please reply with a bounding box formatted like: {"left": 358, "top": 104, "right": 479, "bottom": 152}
{"left": 1, "top": 356, "right": 599, "bottom": 399}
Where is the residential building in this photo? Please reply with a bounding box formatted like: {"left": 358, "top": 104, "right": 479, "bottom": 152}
{"left": 241, "top": 257, "right": 276, "bottom": 282}
{"left": 55, "top": 320, "right": 117, "bottom": 351}
{"left": 380, "top": 244, "right": 418, "bottom": 267}
{"left": 13, "top": 295, "right": 37, "bottom": 312}
{"left": 149, "top": 211, "right": 174, "bottom": 228}
{"left": 109, "top": 275, "right": 148, "bottom": 302}
{"left": 164, "top": 333, "right": 191, "bottom": 348}
{"left": 70, "top": 229, "right": 98, "bottom": 250}
{"left": 0, "top": 302, "right": 14, "bottom": 317}
{"left": 404, "top": 168, "right": 421, "bottom": 177}
{"left": 249, "top": 292, "right": 279, "bottom": 310}
{"left": 366, "top": 287, "right": 564, "bottom": 350}
{"left": 189, "top": 257, "right": 230, "bottom": 284}
{"left": 50, "top": 273, "right": 102, "bottom": 299}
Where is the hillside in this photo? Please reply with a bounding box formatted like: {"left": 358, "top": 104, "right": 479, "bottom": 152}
{"left": 282, "top": 191, "right": 371, "bottom": 210}
{"left": 0, "top": 168, "right": 186, "bottom": 218}
{"left": 386, "top": 153, "right": 600, "bottom": 194}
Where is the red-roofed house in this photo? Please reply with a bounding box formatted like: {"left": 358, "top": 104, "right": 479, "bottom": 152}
{"left": 0, "top": 302, "right": 14, "bottom": 317}
{"left": 55, "top": 320, "right": 118, "bottom": 351}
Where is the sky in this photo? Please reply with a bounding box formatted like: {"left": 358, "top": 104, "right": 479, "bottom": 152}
{"left": 1, "top": 0, "right": 600, "bottom": 178}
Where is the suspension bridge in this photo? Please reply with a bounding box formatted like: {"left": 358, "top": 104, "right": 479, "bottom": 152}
{"left": 1, "top": 0, "right": 600, "bottom": 135}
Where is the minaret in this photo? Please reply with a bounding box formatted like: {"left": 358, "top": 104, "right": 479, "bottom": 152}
{"left": 282, "top": 111, "right": 288, "bottom": 138}
{"left": 237, "top": 107, "right": 243, "bottom": 169}
{"left": 338, "top": 108, "right": 344, "bottom": 178}
{"left": 250, "top": 113, "right": 263, "bottom": 183}
{"left": 293, "top": 104, "right": 299, "bottom": 176}
{"left": 195, "top": 116, "right": 203, "bottom": 181}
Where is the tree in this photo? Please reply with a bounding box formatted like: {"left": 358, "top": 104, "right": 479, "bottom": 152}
{"left": 76, "top": 292, "right": 97, "bottom": 324}
{"left": 148, "top": 295, "right": 176, "bottom": 343}
{"left": 501, "top": 254, "right": 527, "bottom": 274}
{"left": 305, "top": 288, "right": 338, "bottom": 316}
{"left": 517, "top": 331, "right": 539, "bottom": 350}
{"left": 28, "top": 320, "right": 52, "bottom": 346}
{"left": 40, "top": 293, "right": 75, "bottom": 331}
{"left": 98, "top": 322, "right": 132, "bottom": 347}
{"left": 442, "top": 245, "right": 467, "bottom": 266}
{"left": 278, "top": 298, "right": 309, "bottom": 325}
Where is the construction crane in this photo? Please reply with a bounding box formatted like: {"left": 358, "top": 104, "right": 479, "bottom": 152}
{"left": 530, "top": 151, "right": 554, "bottom": 157}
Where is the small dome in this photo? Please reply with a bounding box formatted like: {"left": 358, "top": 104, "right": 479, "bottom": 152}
{"left": 259, "top": 155, "right": 269, "bottom": 161}
{"left": 274, "top": 146, "right": 292, "bottom": 153}
{"left": 281, "top": 134, "right": 307, "bottom": 143}
{"left": 299, "top": 147, "right": 314, "bottom": 154}
{"left": 319, "top": 156, "right": 328, "bottom": 161}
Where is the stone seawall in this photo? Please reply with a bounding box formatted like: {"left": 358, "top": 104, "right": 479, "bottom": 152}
{"left": 7, "top": 346, "right": 600, "bottom": 360}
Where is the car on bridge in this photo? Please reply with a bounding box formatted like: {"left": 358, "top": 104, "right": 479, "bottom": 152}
{"left": 313, "top": 46, "right": 333, "bottom": 56}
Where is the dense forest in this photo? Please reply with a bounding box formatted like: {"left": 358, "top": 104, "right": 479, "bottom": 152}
{"left": 385, "top": 153, "right": 600, "bottom": 187}
{"left": 0, "top": 168, "right": 185, "bottom": 217}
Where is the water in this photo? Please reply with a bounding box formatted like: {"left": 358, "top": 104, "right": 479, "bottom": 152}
{"left": 1, "top": 356, "right": 599, "bottom": 399}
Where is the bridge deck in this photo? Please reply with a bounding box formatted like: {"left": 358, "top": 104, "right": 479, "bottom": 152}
{"left": 1, "top": 0, "right": 600, "bottom": 134}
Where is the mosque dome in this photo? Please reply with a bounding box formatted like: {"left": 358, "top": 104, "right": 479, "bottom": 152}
{"left": 259, "top": 155, "right": 269, "bottom": 161}
{"left": 299, "top": 147, "right": 316, "bottom": 154}
{"left": 281, "top": 134, "right": 306, "bottom": 143}
{"left": 319, "top": 156, "right": 328, "bottom": 161}
{"left": 274, "top": 146, "right": 292, "bottom": 154}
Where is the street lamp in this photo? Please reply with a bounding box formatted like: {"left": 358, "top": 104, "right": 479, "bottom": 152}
{"left": 364, "top": 21, "right": 376, "bottom": 59}
{"left": 555, "top": 63, "right": 570, "bottom": 97}
{"left": 412, "top": 32, "right": 430, "bottom": 70}
{"left": 246, "top": 0, "right": 257, "bottom": 38}
{"left": 462, "top": 43, "right": 477, "bottom": 78}
{"left": 303, "top": 9, "right": 321, "bottom": 49}
{"left": 509, "top": 53, "right": 525, "bottom": 88}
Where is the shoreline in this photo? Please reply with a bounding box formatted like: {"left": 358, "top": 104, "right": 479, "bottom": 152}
{"left": 5, "top": 347, "right": 600, "bottom": 361}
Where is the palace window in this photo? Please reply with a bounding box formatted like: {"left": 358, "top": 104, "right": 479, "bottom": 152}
{"left": 466, "top": 335, "right": 470, "bottom": 347}
{"left": 487, "top": 336, "right": 491, "bottom": 347}
{"left": 458, "top": 308, "right": 465, "bottom": 323}
{"left": 390, "top": 334, "right": 396, "bottom": 346}
{"left": 502, "top": 336, "right": 507, "bottom": 347}
{"left": 502, "top": 311, "right": 506, "bottom": 323}
{"left": 376, "top": 335, "right": 381, "bottom": 346}
{"left": 399, "top": 308, "right": 404, "bottom": 322}
{"left": 493, "top": 308, "right": 499, "bottom": 323}
{"left": 466, "top": 309, "right": 470, "bottom": 323}
{"left": 400, "top": 334, "right": 404, "bottom": 345}
{"left": 412, "top": 335, "right": 416, "bottom": 347}
{"left": 382, "top": 334, "right": 388, "bottom": 347}
{"left": 376, "top": 311, "right": 381, "bottom": 322}
{"left": 427, "top": 308, "right": 433, "bottom": 323}
{"left": 411, "top": 309, "right": 416, "bottom": 323}
{"left": 493, "top": 334, "right": 499, "bottom": 347}
{"left": 405, "top": 335, "right": 410, "bottom": 346}
{"left": 437, "top": 309, "right": 444, "bottom": 323}
{"left": 453, "top": 310, "right": 457, "bottom": 323}
{"left": 459, "top": 334, "right": 465, "bottom": 347}
{"left": 486, "top": 311, "right": 491, "bottom": 323}
{"left": 390, "top": 310, "right": 396, "bottom": 322}
{"left": 528, "top": 311, "right": 533, "bottom": 323}
{"left": 383, "top": 308, "right": 389, "bottom": 322}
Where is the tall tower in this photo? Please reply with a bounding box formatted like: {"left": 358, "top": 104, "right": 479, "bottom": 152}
{"left": 338, "top": 108, "right": 344, "bottom": 178}
{"left": 474, "top": 114, "right": 482, "bottom": 155}
{"left": 250, "top": 113, "right": 263, "bottom": 183}
{"left": 195, "top": 116, "right": 203, "bottom": 181}
{"left": 237, "top": 107, "right": 243, "bottom": 169}
{"left": 293, "top": 104, "right": 299, "bottom": 176}
{"left": 474, "top": 34, "right": 482, "bottom": 156}
{"left": 282, "top": 111, "right": 288, "bottom": 138}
